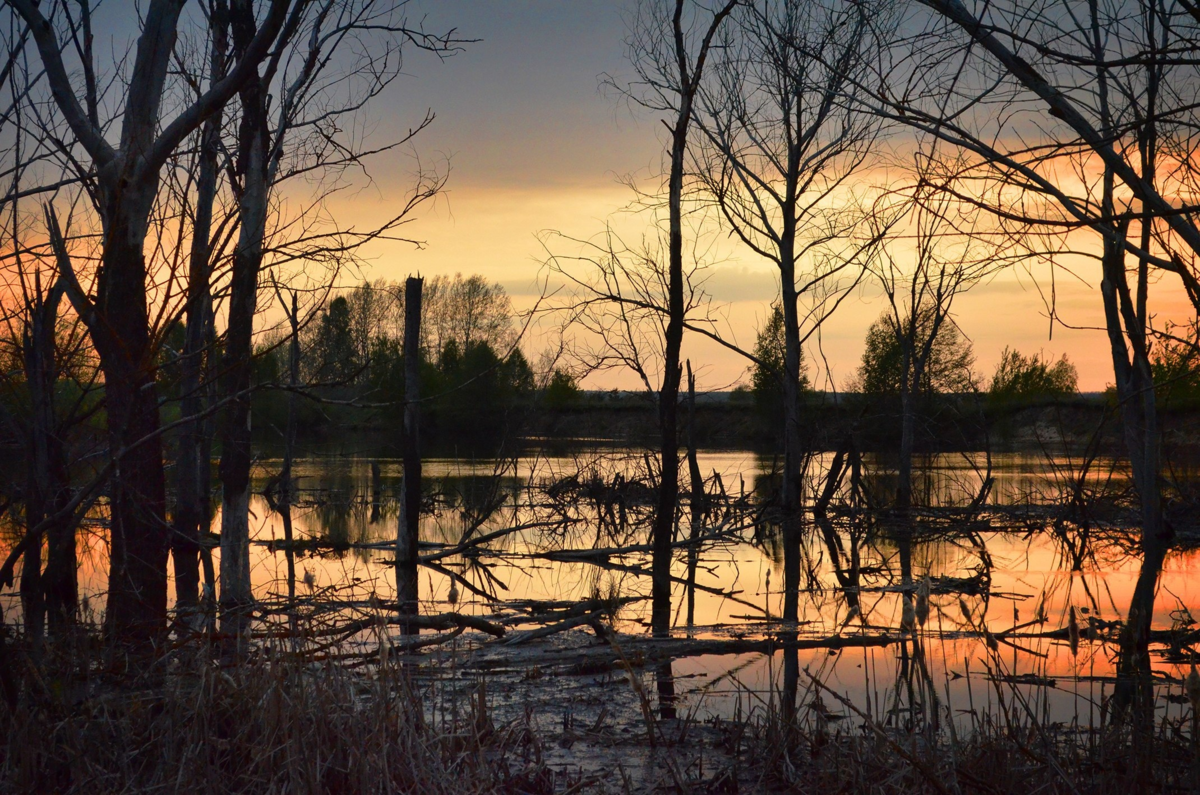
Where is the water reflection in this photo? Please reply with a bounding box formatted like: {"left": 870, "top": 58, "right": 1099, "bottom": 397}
{"left": 7, "top": 447, "right": 1199, "bottom": 725}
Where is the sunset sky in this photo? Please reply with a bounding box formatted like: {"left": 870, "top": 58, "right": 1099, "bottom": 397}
{"left": 338, "top": 0, "right": 1193, "bottom": 392}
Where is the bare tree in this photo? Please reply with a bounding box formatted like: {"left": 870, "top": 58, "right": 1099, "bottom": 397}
{"left": 422, "top": 274, "right": 516, "bottom": 359}
{"left": 212, "top": 0, "right": 459, "bottom": 646}
{"left": 615, "top": 0, "right": 737, "bottom": 641}
{"left": 865, "top": 175, "right": 990, "bottom": 511}
{"left": 173, "top": 0, "right": 230, "bottom": 620}
{"left": 690, "top": 0, "right": 891, "bottom": 631}
{"left": 0, "top": 263, "right": 98, "bottom": 645}
{"left": 869, "top": 0, "right": 1200, "bottom": 720}
{"left": 6, "top": 0, "right": 294, "bottom": 646}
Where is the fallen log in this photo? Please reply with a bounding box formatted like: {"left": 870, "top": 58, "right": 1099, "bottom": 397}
{"left": 471, "top": 630, "right": 900, "bottom": 672}
{"left": 501, "top": 610, "right": 608, "bottom": 645}
{"left": 254, "top": 611, "right": 506, "bottom": 641}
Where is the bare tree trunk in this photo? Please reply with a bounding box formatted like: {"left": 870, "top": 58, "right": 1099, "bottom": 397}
{"left": 651, "top": 104, "right": 686, "bottom": 639}
{"left": 174, "top": 7, "right": 227, "bottom": 616}
{"left": 684, "top": 362, "right": 704, "bottom": 633}
{"left": 644, "top": 0, "right": 736, "bottom": 641}
{"left": 1102, "top": 219, "right": 1166, "bottom": 723}
{"left": 49, "top": 179, "right": 174, "bottom": 650}
{"left": 280, "top": 293, "right": 299, "bottom": 623}
{"left": 199, "top": 320, "right": 219, "bottom": 615}
{"left": 777, "top": 177, "right": 804, "bottom": 727}
{"left": 98, "top": 223, "right": 171, "bottom": 648}
{"left": 397, "top": 277, "right": 423, "bottom": 633}
{"left": 18, "top": 528, "right": 42, "bottom": 648}
{"left": 26, "top": 281, "right": 75, "bottom": 638}
{"left": 778, "top": 220, "right": 803, "bottom": 628}
{"left": 218, "top": 0, "right": 272, "bottom": 652}
{"left": 39, "top": 458, "right": 74, "bottom": 637}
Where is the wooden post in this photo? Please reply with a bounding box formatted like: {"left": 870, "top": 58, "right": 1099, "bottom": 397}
{"left": 397, "top": 276, "right": 423, "bottom": 633}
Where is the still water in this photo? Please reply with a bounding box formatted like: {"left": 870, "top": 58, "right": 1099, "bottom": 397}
{"left": 16, "top": 448, "right": 1200, "bottom": 725}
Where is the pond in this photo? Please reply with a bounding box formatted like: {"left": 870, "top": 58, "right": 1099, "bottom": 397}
{"left": 10, "top": 446, "right": 1199, "bottom": 731}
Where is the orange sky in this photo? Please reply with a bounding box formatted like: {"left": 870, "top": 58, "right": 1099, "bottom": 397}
{"left": 313, "top": 0, "right": 1196, "bottom": 393}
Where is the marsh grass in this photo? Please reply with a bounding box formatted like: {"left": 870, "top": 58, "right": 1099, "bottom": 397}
{"left": 3, "top": 616, "right": 1200, "bottom": 793}
{"left": 716, "top": 648, "right": 1200, "bottom": 794}
{"left": 0, "top": 626, "right": 564, "bottom": 794}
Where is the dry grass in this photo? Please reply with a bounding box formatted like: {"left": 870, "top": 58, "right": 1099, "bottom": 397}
{"left": 3, "top": 626, "right": 1199, "bottom": 794}
{"left": 720, "top": 670, "right": 1200, "bottom": 794}
{"left": 1, "top": 638, "right": 561, "bottom": 794}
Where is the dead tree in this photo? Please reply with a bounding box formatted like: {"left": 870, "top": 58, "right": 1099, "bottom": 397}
{"left": 214, "top": 0, "right": 456, "bottom": 647}
{"left": 8, "top": 0, "right": 293, "bottom": 647}
{"left": 618, "top": 0, "right": 737, "bottom": 641}
{"left": 873, "top": 0, "right": 1200, "bottom": 720}
{"left": 684, "top": 361, "right": 705, "bottom": 631}
{"left": 0, "top": 265, "right": 90, "bottom": 645}
{"left": 173, "top": 0, "right": 230, "bottom": 619}
{"left": 397, "top": 276, "right": 423, "bottom": 631}
{"left": 216, "top": 0, "right": 279, "bottom": 650}
{"left": 691, "top": 0, "right": 890, "bottom": 628}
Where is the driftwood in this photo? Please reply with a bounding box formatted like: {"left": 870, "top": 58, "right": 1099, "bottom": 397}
{"left": 255, "top": 611, "right": 506, "bottom": 641}
{"left": 471, "top": 630, "right": 900, "bottom": 672}
{"left": 501, "top": 610, "right": 609, "bottom": 645}
{"left": 498, "top": 597, "right": 649, "bottom": 644}
{"left": 506, "top": 596, "right": 644, "bottom": 620}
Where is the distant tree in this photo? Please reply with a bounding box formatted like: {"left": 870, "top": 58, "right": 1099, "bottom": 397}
{"left": 309, "top": 297, "right": 357, "bottom": 383}
{"left": 750, "top": 304, "right": 809, "bottom": 427}
{"left": 346, "top": 281, "right": 403, "bottom": 384}
{"left": 267, "top": 275, "right": 529, "bottom": 447}
{"left": 989, "top": 348, "right": 1077, "bottom": 404}
{"left": 1151, "top": 325, "right": 1200, "bottom": 407}
{"left": 367, "top": 335, "right": 406, "bottom": 397}
{"left": 423, "top": 274, "right": 515, "bottom": 357}
{"left": 856, "top": 311, "right": 975, "bottom": 397}
{"left": 544, "top": 369, "right": 582, "bottom": 409}
{"left": 428, "top": 339, "right": 533, "bottom": 443}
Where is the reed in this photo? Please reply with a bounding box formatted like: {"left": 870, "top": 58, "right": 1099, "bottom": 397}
{"left": 3, "top": 619, "right": 1198, "bottom": 793}
{"left": 0, "top": 628, "right": 561, "bottom": 793}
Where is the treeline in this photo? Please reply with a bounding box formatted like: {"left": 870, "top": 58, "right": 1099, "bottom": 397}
{"left": 739, "top": 304, "right": 1200, "bottom": 451}
{"left": 248, "top": 275, "right": 578, "bottom": 447}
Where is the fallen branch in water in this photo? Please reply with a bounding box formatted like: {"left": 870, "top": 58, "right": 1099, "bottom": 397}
{"left": 470, "top": 630, "right": 900, "bottom": 672}
{"left": 254, "top": 611, "right": 506, "bottom": 641}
